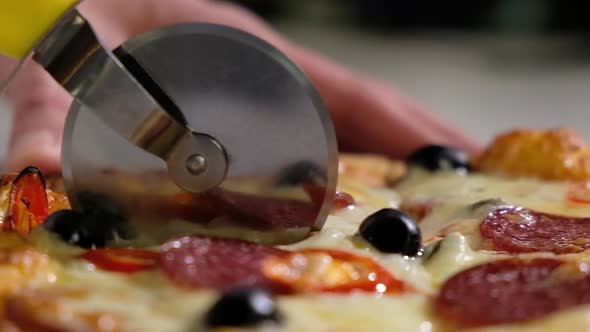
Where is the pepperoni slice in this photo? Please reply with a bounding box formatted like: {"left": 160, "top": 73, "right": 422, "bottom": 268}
{"left": 480, "top": 206, "right": 590, "bottom": 254}
{"left": 435, "top": 258, "right": 590, "bottom": 327}
{"left": 160, "top": 236, "right": 290, "bottom": 293}
{"left": 331, "top": 192, "right": 355, "bottom": 210}
{"left": 134, "top": 189, "right": 320, "bottom": 231}
{"left": 160, "top": 236, "right": 405, "bottom": 295}
{"left": 303, "top": 184, "right": 355, "bottom": 211}
{"left": 205, "top": 189, "right": 319, "bottom": 230}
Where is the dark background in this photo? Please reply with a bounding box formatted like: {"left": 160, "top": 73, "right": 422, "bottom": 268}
{"left": 231, "top": 0, "right": 590, "bottom": 34}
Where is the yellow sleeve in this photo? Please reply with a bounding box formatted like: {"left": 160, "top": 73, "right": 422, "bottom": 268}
{"left": 0, "top": 0, "right": 79, "bottom": 60}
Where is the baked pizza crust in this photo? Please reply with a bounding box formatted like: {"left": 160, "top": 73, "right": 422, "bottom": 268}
{"left": 338, "top": 153, "right": 406, "bottom": 187}
{"left": 472, "top": 128, "right": 590, "bottom": 181}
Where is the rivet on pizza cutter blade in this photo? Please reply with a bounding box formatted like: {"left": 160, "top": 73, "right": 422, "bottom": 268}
{"left": 2, "top": 7, "right": 339, "bottom": 245}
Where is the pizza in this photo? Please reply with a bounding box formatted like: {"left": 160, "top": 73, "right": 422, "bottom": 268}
{"left": 1, "top": 128, "right": 590, "bottom": 331}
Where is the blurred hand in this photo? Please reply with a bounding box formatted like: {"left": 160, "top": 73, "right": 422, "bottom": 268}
{"left": 1, "top": 0, "right": 479, "bottom": 173}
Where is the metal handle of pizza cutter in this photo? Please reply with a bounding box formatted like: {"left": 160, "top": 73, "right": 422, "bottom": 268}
{"left": 32, "top": 8, "right": 228, "bottom": 193}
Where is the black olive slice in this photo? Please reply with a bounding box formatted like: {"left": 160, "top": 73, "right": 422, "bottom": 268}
{"left": 43, "top": 209, "right": 131, "bottom": 248}
{"left": 203, "top": 287, "right": 283, "bottom": 328}
{"left": 358, "top": 208, "right": 422, "bottom": 256}
{"left": 407, "top": 145, "right": 470, "bottom": 172}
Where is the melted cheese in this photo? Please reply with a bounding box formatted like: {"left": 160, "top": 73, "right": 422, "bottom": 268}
{"left": 397, "top": 169, "right": 590, "bottom": 241}
{"left": 3, "top": 169, "right": 590, "bottom": 331}
{"left": 422, "top": 233, "right": 493, "bottom": 288}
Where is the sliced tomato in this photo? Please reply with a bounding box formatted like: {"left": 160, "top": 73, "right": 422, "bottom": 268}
{"left": 81, "top": 248, "right": 161, "bottom": 273}
{"left": 4, "top": 166, "right": 49, "bottom": 236}
{"left": 566, "top": 182, "right": 590, "bottom": 205}
{"left": 262, "top": 248, "right": 405, "bottom": 294}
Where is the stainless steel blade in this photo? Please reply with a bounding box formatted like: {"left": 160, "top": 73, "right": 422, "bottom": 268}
{"left": 34, "top": 9, "right": 228, "bottom": 193}
{"left": 62, "top": 23, "right": 338, "bottom": 245}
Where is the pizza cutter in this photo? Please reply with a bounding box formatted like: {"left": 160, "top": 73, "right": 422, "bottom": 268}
{"left": 0, "top": 1, "right": 338, "bottom": 245}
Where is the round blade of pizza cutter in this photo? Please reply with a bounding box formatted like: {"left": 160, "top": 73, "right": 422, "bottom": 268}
{"left": 62, "top": 23, "right": 338, "bottom": 245}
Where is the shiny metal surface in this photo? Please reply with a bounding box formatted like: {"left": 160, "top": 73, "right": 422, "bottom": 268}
{"left": 33, "top": 8, "right": 229, "bottom": 194}
{"left": 1, "top": 8, "right": 84, "bottom": 94}
{"left": 33, "top": 8, "right": 96, "bottom": 89}
{"left": 63, "top": 23, "right": 337, "bottom": 245}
